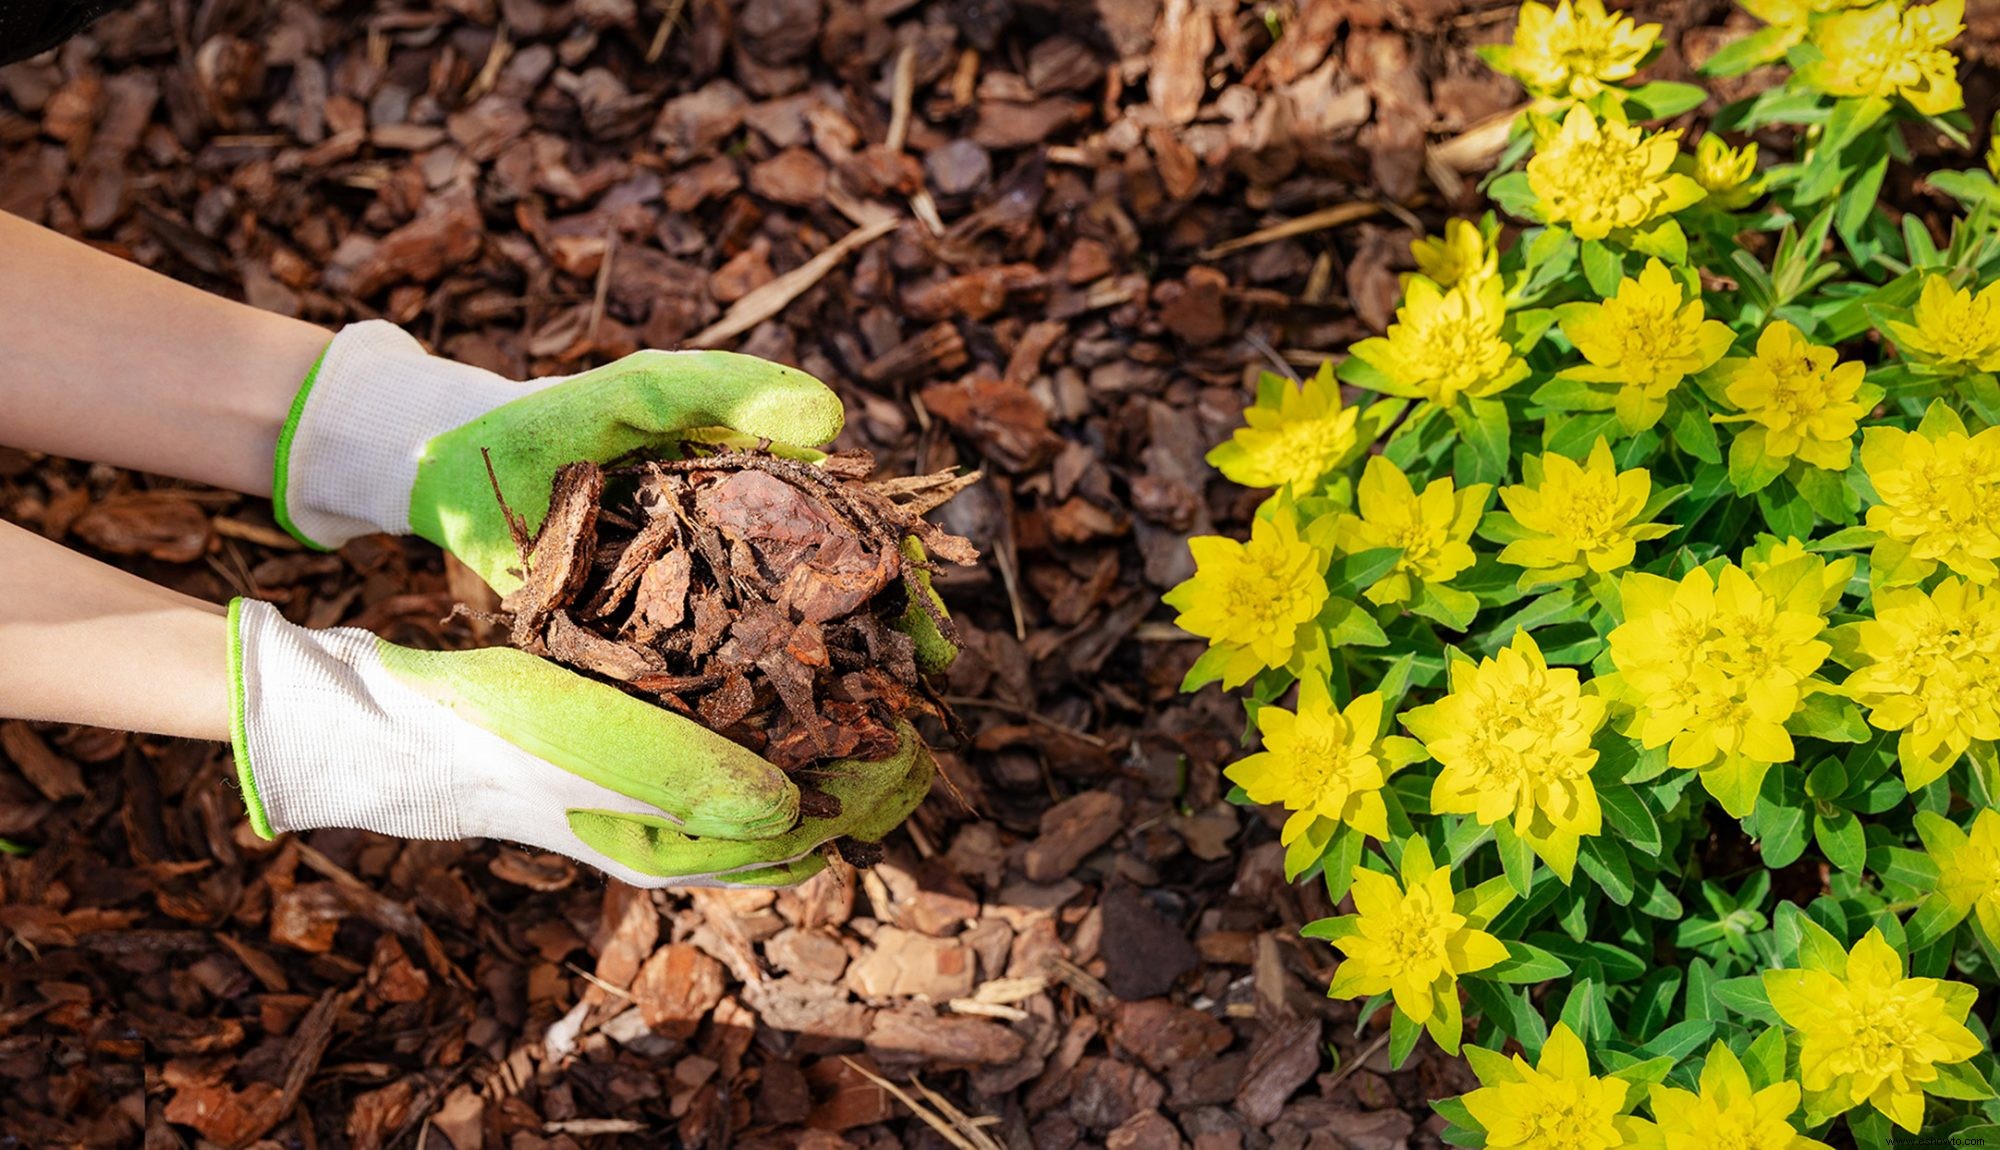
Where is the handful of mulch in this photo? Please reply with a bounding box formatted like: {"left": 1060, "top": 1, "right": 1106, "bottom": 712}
{"left": 486, "top": 446, "right": 980, "bottom": 783}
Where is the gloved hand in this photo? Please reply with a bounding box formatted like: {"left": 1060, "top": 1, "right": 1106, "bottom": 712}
{"left": 272, "top": 320, "right": 845, "bottom": 594}
{"left": 225, "top": 598, "right": 931, "bottom": 889}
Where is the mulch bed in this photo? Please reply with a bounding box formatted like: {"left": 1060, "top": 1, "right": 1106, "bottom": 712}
{"left": 11, "top": 0, "right": 1981, "bottom": 1146}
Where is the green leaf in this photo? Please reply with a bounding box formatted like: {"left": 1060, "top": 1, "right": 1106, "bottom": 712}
{"left": 1484, "top": 941, "right": 1572, "bottom": 984}
{"left": 1492, "top": 820, "right": 1536, "bottom": 898}
{"left": 1787, "top": 694, "right": 1869, "bottom": 743}
{"left": 1453, "top": 398, "right": 1513, "bottom": 487}
{"left": 1180, "top": 645, "right": 1234, "bottom": 692}
{"left": 1489, "top": 171, "right": 1539, "bottom": 221}
{"left": 1814, "top": 807, "right": 1866, "bottom": 874}
{"left": 1301, "top": 915, "right": 1361, "bottom": 942}
{"left": 1743, "top": 1026, "right": 1788, "bottom": 1091}
{"left": 1389, "top": 1005, "right": 1422, "bottom": 1070}
{"left": 1326, "top": 548, "right": 1405, "bottom": 599}
{"left": 1324, "top": 596, "right": 1391, "bottom": 648}
{"left": 1577, "top": 837, "right": 1635, "bottom": 906}
{"left": 1699, "top": 25, "right": 1790, "bottom": 77}
{"left": 1712, "top": 976, "right": 1781, "bottom": 1024}
{"left": 1625, "top": 81, "right": 1707, "bottom": 120}
{"left": 1597, "top": 785, "right": 1662, "bottom": 856}
{"left": 1756, "top": 481, "right": 1814, "bottom": 538}
{"left": 1666, "top": 392, "right": 1722, "bottom": 463}
{"left": 1636, "top": 1020, "right": 1717, "bottom": 1063}
{"left": 1581, "top": 240, "right": 1625, "bottom": 298}
{"left": 1545, "top": 412, "right": 1624, "bottom": 458}
{"left": 1411, "top": 582, "right": 1483, "bottom": 632}
{"left": 1557, "top": 977, "right": 1611, "bottom": 1046}
{"left": 1927, "top": 1060, "right": 1997, "bottom": 1100}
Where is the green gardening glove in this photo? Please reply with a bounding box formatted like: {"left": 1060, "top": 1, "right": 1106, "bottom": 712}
{"left": 228, "top": 598, "right": 932, "bottom": 887}
{"left": 272, "top": 321, "right": 844, "bottom": 593}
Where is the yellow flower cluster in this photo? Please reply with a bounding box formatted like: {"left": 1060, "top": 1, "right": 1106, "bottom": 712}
{"left": 1607, "top": 553, "right": 1837, "bottom": 816}
{"left": 1165, "top": 502, "right": 1335, "bottom": 689}
{"left": 1350, "top": 275, "right": 1527, "bottom": 409}
{"left": 1648, "top": 1042, "right": 1830, "bottom": 1150}
{"left": 1557, "top": 259, "right": 1735, "bottom": 432}
{"left": 1227, "top": 676, "right": 1419, "bottom": 847}
{"left": 1336, "top": 456, "right": 1490, "bottom": 606}
{"left": 1403, "top": 631, "right": 1607, "bottom": 882}
{"left": 1411, "top": 219, "right": 1499, "bottom": 292}
{"left": 1715, "top": 322, "right": 1870, "bottom": 471}
{"left": 1839, "top": 577, "right": 2000, "bottom": 791}
{"left": 1693, "top": 134, "right": 1766, "bottom": 211}
{"left": 1462, "top": 1023, "right": 1656, "bottom": 1150}
{"left": 1860, "top": 411, "right": 2000, "bottom": 585}
{"left": 1527, "top": 108, "right": 1706, "bottom": 241}
{"left": 1497, "top": 439, "right": 1672, "bottom": 587}
{"left": 1324, "top": 839, "right": 1508, "bottom": 1051}
{"left": 1917, "top": 807, "right": 2000, "bottom": 949}
{"left": 1206, "top": 362, "right": 1369, "bottom": 494}
{"left": 1885, "top": 273, "right": 2000, "bottom": 375}
{"left": 1487, "top": 0, "right": 1661, "bottom": 103}
{"left": 1763, "top": 929, "right": 1982, "bottom": 1132}
{"left": 1796, "top": 0, "right": 1964, "bottom": 116}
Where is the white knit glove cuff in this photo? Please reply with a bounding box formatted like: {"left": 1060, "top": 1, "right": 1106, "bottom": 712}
{"left": 277, "top": 321, "right": 546, "bottom": 549}
{"left": 226, "top": 598, "right": 680, "bottom": 886}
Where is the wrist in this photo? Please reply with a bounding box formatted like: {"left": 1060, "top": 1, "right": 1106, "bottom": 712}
{"left": 273, "top": 321, "right": 527, "bottom": 550}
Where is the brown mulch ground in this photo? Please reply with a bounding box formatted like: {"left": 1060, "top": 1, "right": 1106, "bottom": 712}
{"left": 0, "top": 0, "right": 1876, "bottom": 1147}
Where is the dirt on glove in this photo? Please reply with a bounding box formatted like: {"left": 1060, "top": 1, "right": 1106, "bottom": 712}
{"left": 486, "top": 446, "right": 979, "bottom": 817}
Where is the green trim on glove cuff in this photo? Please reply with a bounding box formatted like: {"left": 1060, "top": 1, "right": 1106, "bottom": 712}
{"left": 226, "top": 598, "right": 277, "bottom": 839}
{"left": 374, "top": 640, "right": 800, "bottom": 839}
{"left": 271, "top": 345, "right": 333, "bottom": 552}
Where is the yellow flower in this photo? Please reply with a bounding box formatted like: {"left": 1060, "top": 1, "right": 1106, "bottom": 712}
{"left": 1228, "top": 677, "right": 1414, "bottom": 845}
{"left": 1325, "top": 837, "right": 1508, "bottom": 1046}
{"left": 1840, "top": 576, "right": 2000, "bottom": 791}
{"left": 1402, "top": 630, "right": 1607, "bottom": 882}
{"left": 1987, "top": 111, "right": 2000, "bottom": 178}
{"left": 1166, "top": 502, "right": 1335, "bottom": 690}
{"left": 1207, "top": 362, "right": 1369, "bottom": 493}
{"left": 1916, "top": 807, "right": 2000, "bottom": 948}
{"left": 1497, "top": 438, "right": 1672, "bottom": 587}
{"left": 1334, "top": 455, "right": 1491, "bottom": 606}
{"left": 1743, "top": 535, "right": 1856, "bottom": 614}
{"left": 1714, "top": 321, "right": 1870, "bottom": 471}
{"left": 1527, "top": 107, "right": 1707, "bottom": 242}
{"left": 1860, "top": 416, "right": 2000, "bottom": 585}
{"left": 1694, "top": 134, "right": 1766, "bottom": 211}
{"left": 1410, "top": 218, "right": 1499, "bottom": 291}
{"left": 1883, "top": 273, "right": 2000, "bottom": 374}
{"left": 1350, "top": 275, "right": 1528, "bottom": 409}
{"left": 1486, "top": 0, "right": 1660, "bottom": 103}
{"left": 1739, "top": 0, "right": 1869, "bottom": 53}
{"left": 1648, "top": 1041, "right": 1831, "bottom": 1150}
{"left": 1557, "top": 258, "right": 1736, "bottom": 432}
{"left": 1762, "top": 928, "right": 1982, "bottom": 1133}
{"left": 1459, "top": 1023, "right": 1656, "bottom": 1150}
{"left": 1798, "top": 0, "right": 1964, "bottom": 117}
{"left": 1606, "top": 560, "right": 1832, "bottom": 815}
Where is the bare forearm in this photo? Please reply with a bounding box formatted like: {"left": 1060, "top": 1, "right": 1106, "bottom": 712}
{"left": 0, "top": 519, "right": 230, "bottom": 741}
{"left": 0, "top": 212, "right": 330, "bottom": 497}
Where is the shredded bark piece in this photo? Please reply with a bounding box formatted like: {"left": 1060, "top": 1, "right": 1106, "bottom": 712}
{"left": 490, "top": 446, "right": 979, "bottom": 784}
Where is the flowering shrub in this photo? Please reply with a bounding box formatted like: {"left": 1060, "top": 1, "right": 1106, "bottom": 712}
{"left": 1171, "top": 1, "right": 2000, "bottom": 1145}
